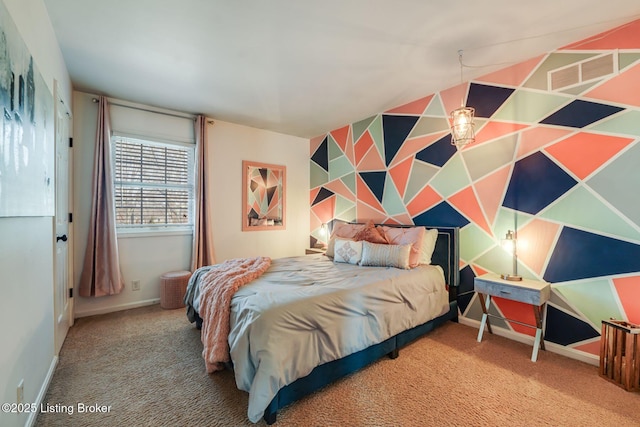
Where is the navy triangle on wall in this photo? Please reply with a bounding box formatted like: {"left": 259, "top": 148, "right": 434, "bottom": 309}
{"left": 544, "top": 305, "right": 600, "bottom": 346}
{"left": 544, "top": 227, "right": 640, "bottom": 282}
{"left": 312, "top": 187, "right": 335, "bottom": 206}
{"left": 503, "top": 151, "right": 577, "bottom": 215}
{"left": 458, "top": 265, "right": 476, "bottom": 297}
{"left": 540, "top": 99, "right": 624, "bottom": 128}
{"left": 466, "top": 83, "right": 515, "bottom": 118}
{"left": 413, "top": 201, "right": 470, "bottom": 229}
{"left": 359, "top": 171, "right": 386, "bottom": 203}
{"left": 311, "top": 136, "right": 329, "bottom": 171}
{"left": 382, "top": 115, "right": 419, "bottom": 166}
{"left": 415, "top": 134, "right": 457, "bottom": 167}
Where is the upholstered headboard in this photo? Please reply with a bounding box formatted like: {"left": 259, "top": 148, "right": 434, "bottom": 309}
{"left": 431, "top": 226, "right": 460, "bottom": 301}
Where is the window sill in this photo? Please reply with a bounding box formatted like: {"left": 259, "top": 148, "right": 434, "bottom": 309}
{"left": 116, "top": 228, "right": 193, "bottom": 239}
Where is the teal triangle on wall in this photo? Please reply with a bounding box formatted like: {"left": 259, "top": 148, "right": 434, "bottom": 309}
{"left": 424, "top": 94, "right": 445, "bottom": 117}
{"left": 382, "top": 176, "right": 407, "bottom": 216}
{"left": 541, "top": 185, "right": 640, "bottom": 241}
{"left": 554, "top": 279, "right": 624, "bottom": 329}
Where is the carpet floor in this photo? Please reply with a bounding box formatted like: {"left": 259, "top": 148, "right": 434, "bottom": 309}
{"left": 35, "top": 304, "right": 639, "bottom": 426}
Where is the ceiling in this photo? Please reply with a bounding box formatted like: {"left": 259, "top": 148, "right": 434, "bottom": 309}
{"left": 43, "top": 0, "right": 640, "bottom": 138}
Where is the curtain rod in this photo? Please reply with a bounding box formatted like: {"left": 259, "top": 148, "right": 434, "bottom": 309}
{"left": 91, "top": 97, "right": 214, "bottom": 124}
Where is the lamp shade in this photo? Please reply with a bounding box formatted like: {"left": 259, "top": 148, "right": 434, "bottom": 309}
{"left": 450, "top": 106, "right": 475, "bottom": 146}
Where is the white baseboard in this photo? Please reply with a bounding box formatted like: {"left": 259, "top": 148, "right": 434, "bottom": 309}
{"left": 26, "top": 356, "right": 58, "bottom": 427}
{"left": 459, "top": 317, "right": 599, "bottom": 366}
{"left": 74, "top": 298, "right": 161, "bottom": 318}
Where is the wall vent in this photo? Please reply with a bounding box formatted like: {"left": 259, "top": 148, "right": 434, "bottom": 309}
{"left": 548, "top": 52, "right": 617, "bottom": 91}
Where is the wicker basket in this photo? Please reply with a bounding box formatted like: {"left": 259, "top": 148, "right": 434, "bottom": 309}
{"left": 160, "top": 270, "right": 192, "bottom": 310}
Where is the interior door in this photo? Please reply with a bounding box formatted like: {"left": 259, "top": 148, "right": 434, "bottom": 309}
{"left": 54, "top": 83, "right": 72, "bottom": 355}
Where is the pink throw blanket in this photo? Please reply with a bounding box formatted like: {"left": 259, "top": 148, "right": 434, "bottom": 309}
{"left": 199, "top": 256, "right": 271, "bottom": 373}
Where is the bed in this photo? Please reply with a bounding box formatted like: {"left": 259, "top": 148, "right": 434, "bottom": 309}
{"left": 185, "top": 225, "right": 459, "bottom": 424}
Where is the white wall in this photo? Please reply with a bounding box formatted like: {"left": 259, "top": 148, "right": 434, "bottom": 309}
{"left": 72, "top": 92, "right": 310, "bottom": 317}
{"left": 210, "top": 120, "right": 310, "bottom": 261}
{"left": 0, "top": 1, "right": 72, "bottom": 427}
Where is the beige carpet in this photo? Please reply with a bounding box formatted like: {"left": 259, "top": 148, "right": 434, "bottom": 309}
{"left": 36, "top": 304, "right": 639, "bottom": 427}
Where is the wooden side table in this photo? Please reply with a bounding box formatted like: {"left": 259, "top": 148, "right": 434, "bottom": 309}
{"left": 474, "top": 273, "right": 551, "bottom": 362}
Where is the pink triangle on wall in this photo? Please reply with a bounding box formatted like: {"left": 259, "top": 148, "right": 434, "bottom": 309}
{"left": 310, "top": 134, "right": 325, "bottom": 156}
{"left": 562, "top": 18, "right": 640, "bottom": 50}
{"left": 471, "top": 121, "right": 529, "bottom": 148}
{"left": 356, "top": 200, "right": 387, "bottom": 224}
{"left": 448, "top": 186, "right": 492, "bottom": 236}
{"left": 473, "top": 165, "right": 511, "bottom": 226}
{"left": 385, "top": 94, "right": 434, "bottom": 115}
{"left": 355, "top": 130, "right": 375, "bottom": 166}
{"left": 517, "top": 126, "right": 573, "bottom": 159}
{"left": 516, "top": 219, "right": 560, "bottom": 276}
{"left": 476, "top": 55, "right": 546, "bottom": 88}
{"left": 584, "top": 63, "right": 640, "bottom": 108}
{"left": 389, "top": 132, "right": 449, "bottom": 167}
{"left": 613, "top": 276, "right": 640, "bottom": 324}
{"left": 331, "top": 125, "right": 350, "bottom": 153}
{"left": 406, "top": 185, "right": 441, "bottom": 217}
{"left": 389, "top": 156, "right": 413, "bottom": 199}
{"left": 545, "top": 132, "right": 634, "bottom": 180}
{"left": 324, "top": 179, "right": 356, "bottom": 201}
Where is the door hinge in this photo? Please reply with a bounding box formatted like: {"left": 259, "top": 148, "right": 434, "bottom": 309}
{"left": 69, "top": 137, "right": 73, "bottom": 148}
{"left": 69, "top": 288, "right": 73, "bottom": 298}
{"left": 69, "top": 212, "right": 73, "bottom": 223}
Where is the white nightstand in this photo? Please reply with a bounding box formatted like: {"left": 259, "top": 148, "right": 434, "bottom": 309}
{"left": 474, "top": 273, "right": 551, "bottom": 362}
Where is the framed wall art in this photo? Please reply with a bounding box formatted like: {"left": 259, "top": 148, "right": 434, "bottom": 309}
{"left": 242, "top": 160, "right": 285, "bottom": 231}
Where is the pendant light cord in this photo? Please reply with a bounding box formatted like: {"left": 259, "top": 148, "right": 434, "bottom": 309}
{"left": 458, "top": 49, "right": 464, "bottom": 108}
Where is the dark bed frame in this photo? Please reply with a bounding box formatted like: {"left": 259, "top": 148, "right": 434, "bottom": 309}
{"left": 262, "top": 225, "right": 460, "bottom": 424}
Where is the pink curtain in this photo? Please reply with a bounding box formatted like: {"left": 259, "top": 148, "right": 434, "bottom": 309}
{"left": 79, "top": 96, "right": 124, "bottom": 297}
{"left": 191, "top": 115, "right": 216, "bottom": 271}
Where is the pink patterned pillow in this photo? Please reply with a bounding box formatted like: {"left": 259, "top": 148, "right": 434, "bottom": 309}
{"left": 333, "top": 239, "right": 363, "bottom": 265}
{"left": 380, "top": 226, "right": 426, "bottom": 268}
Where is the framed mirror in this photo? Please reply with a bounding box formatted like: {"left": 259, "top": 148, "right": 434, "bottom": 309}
{"left": 242, "top": 160, "right": 286, "bottom": 231}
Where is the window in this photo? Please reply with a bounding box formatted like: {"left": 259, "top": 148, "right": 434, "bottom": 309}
{"left": 112, "top": 135, "right": 194, "bottom": 232}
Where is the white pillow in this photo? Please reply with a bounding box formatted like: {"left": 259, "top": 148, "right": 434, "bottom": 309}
{"left": 360, "top": 241, "right": 411, "bottom": 269}
{"left": 420, "top": 228, "right": 438, "bottom": 264}
{"left": 333, "top": 239, "right": 363, "bottom": 265}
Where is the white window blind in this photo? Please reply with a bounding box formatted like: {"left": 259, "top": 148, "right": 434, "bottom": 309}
{"left": 112, "top": 135, "right": 194, "bottom": 231}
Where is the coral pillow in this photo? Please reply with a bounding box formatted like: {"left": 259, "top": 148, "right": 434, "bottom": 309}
{"left": 380, "top": 226, "right": 426, "bottom": 268}
{"left": 353, "top": 220, "right": 388, "bottom": 244}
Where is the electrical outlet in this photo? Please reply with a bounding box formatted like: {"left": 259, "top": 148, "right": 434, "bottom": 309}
{"left": 132, "top": 280, "right": 141, "bottom": 291}
{"left": 17, "top": 379, "right": 24, "bottom": 404}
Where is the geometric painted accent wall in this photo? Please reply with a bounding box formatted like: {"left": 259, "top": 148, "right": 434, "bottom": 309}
{"left": 310, "top": 18, "right": 640, "bottom": 362}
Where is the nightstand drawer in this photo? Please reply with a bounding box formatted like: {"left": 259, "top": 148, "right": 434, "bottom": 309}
{"left": 474, "top": 275, "right": 550, "bottom": 305}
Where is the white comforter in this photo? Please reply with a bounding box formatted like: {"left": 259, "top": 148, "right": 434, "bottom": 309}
{"left": 222, "top": 254, "right": 449, "bottom": 423}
